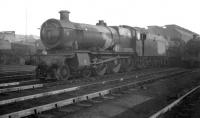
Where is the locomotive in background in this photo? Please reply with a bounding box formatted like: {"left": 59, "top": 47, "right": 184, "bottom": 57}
{"left": 34, "top": 10, "right": 171, "bottom": 80}
{"left": 182, "top": 35, "right": 200, "bottom": 68}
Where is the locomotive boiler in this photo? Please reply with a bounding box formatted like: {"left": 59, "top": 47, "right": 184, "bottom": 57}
{"left": 36, "top": 10, "right": 167, "bottom": 80}
{"left": 41, "top": 10, "right": 134, "bottom": 52}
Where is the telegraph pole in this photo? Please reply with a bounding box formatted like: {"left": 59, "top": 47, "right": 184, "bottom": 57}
{"left": 25, "top": 8, "right": 28, "bottom": 40}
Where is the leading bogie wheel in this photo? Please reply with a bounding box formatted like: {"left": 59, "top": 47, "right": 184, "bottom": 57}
{"left": 57, "top": 65, "right": 70, "bottom": 80}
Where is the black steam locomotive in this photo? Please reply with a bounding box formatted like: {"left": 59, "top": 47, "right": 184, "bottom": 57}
{"left": 36, "top": 10, "right": 168, "bottom": 80}
{"left": 182, "top": 35, "right": 200, "bottom": 68}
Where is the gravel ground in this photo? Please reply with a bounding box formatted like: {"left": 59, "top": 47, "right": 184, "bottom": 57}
{"left": 0, "top": 70, "right": 164, "bottom": 115}
{"left": 0, "top": 68, "right": 168, "bottom": 100}
{"left": 113, "top": 70, "right": 200, "bottom": 118}
{"left": 191, "top": 99, "right": 200, "bottom": 118}
{"left": 0, "top": 68, "right": 179, "bottom": 115}
{"left": 57, "top": 70, "right": 200, "bottom": 118}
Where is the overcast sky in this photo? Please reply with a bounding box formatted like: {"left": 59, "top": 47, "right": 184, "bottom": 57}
{"left": 0, "top": 0, "right": 199, "bottom": 36}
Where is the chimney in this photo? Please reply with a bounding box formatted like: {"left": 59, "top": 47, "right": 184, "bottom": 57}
{"left": 59, "top": 10, "right": 70, "bottom": 21}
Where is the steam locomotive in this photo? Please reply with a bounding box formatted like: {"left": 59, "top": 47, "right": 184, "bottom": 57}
{"left": 182, "top": 35, "right": 200, "bottom": 68}
{"left": 36, "top": 10, "right": 168, "bottom": 80}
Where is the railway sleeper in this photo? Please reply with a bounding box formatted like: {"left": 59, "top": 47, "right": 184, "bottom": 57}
{"left": 0, "top": 70, "right": 187, "bottom": 118}
{"left": 35, "top": 71, "right": 179, "bottom": 117}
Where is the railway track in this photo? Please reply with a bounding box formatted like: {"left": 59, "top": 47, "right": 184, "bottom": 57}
{"left": 0, "top": 65, "right": 39, "bottom": 94}
{"left": 0, "top": 68, "right": 174, "bottom": 94}
{"left": 0, "top": 73, "right": 35, "bottom": 81}
{"left": 0, "top": 68, "right": 188, "bottom": 118}
{"left": 0, "top": 68, "right": 178, "bottom": 104}
{"left": 0, "top": 65, "right": 35, "bottom": 75}
{"left": 150, "top": 83, "right": 200, "bottom": 118}
{"left": 0, "top": 73, "right": 37, "bottom": 93}
{"left": 0, "top": 80, "right": 43, "bottom": 94}
{"left": 0, "top": 65, "right": 36, "bottom": 81}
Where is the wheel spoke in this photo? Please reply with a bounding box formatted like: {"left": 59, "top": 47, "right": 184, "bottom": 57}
{"left": 95, "top": 64, "right": 107, "bottom": 76}
{"left": 112, "top": 63, "right": 121, "bottom": 73}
